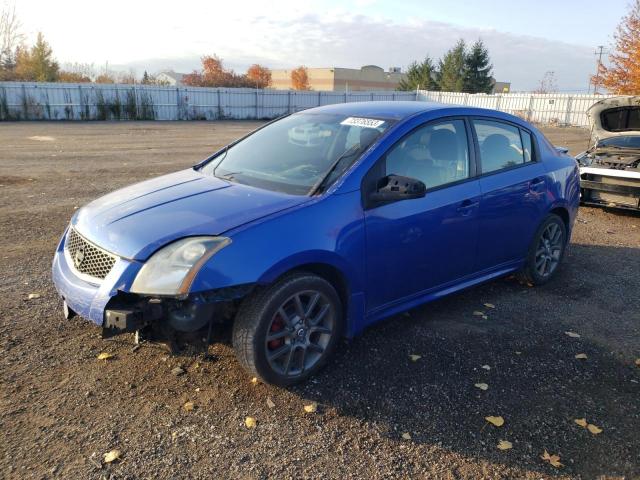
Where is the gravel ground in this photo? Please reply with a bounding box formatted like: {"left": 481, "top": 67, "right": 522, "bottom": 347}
{"left": 0, "top": 121, "right": 639, "bottom": 480}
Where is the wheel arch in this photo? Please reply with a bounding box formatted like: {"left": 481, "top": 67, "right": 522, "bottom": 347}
{"left": 256, "top": 252, "right": 363, "bottom": 337}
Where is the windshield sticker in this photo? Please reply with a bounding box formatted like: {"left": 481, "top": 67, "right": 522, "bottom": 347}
{"left": 340, "top": 117, "right": 385, "bottom": 129}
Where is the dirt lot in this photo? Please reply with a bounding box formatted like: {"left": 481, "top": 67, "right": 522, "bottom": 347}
{"left": 1, "top": 121, "right": 639, "bottom": 480}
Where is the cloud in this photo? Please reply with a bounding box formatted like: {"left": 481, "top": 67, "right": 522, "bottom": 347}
{"left": 107, "top": 11, "right": 594, "bottom": 92}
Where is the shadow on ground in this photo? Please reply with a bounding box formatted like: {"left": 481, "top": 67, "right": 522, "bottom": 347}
{"left": 290, "top": 243, "right": 640, "bottom": 478}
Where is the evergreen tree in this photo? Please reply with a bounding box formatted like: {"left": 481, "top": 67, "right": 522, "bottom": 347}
{"left": 141, "top": 70, "right": 150, "bottom": 84}
{"left": 15, "top": 32, "right": 58, "bottom": 81}
{"left": 437, "top": 40, "right": 466, "bottom": 92}
{"left": 397, "top": 57, "right": 438, "bottom": 91}
{"left": 462, "top": 40, "right": 493, "bottom": 93}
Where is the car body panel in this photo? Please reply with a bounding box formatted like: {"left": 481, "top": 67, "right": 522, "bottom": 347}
{"left": 577, "top": 96, "right": 640, "bottom": 210}
{"left": 52, "top": 101, "right": 580, "bottom": 338}
{"left": 72, "top": 168, "right": 311, "bottom": 260}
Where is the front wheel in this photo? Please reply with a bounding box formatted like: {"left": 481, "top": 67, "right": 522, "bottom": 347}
{"left": 518, "top": 213, "right": 567, "bottom": 285}
{"left": 232, "top": 272, "right": 343, "bottom": 386}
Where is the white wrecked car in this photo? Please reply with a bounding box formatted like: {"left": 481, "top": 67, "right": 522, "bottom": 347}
{"left": 577, "top": 96, "right": 640, "bottom": 211}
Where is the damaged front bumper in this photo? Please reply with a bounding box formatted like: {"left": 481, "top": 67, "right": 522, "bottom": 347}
{"left": 579, "top": 166, "right": 640, "bottom": 210}
{"left": 52, "top": 232, "right": 252, "bottom": 337}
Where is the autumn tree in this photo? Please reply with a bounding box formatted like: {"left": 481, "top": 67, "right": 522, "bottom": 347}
{"left": 291, "top": 66, "right": 310, "bottom": 90}
{"left": 397, "top": 57, "right": 438, "bottom": 91}
{"left": 15, "top": 32, "right": 59, "bottom": 81}
{"left": 94, "top": 72, "right": 115, "bottom": 84}
{"left": 247, "top": 64, "right": 271, "bottom": 88}
{"left": 596, "top": 0, "right": 640, "bottom": 94}
{"left": 58, "top": 62, "right": 94, "bottom": 83}
{"left": 183, "top": 55, "right": 251, "bottom": 88}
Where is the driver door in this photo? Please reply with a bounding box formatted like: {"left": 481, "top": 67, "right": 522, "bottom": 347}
{"left": 363, "top": 118, "right": 481, "bottom": 313}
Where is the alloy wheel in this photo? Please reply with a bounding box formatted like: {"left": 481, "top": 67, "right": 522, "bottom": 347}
{"left": 264, "top": 290, "right": 335, "bottom": 377}
{"left": 534, "top": 222, "right": 564, "bottom": 277}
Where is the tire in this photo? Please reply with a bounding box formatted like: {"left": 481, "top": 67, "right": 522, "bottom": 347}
{"left": 518, "top": 213, "right": 567, "bottom": 286}
{"left": 232, "top": 272, "right": 343, "bottom": 386}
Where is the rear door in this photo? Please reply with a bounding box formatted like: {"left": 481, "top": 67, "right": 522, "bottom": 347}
{"left": 471, "top": 118, "right": 549, "bottom": 271}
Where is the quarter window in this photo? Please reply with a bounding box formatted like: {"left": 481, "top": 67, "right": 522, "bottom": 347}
{"left": 473, "top": 120, "right": 531, "bottom": 173}
{"left": 385, "top": 120, "right": 470, "bottom": 189}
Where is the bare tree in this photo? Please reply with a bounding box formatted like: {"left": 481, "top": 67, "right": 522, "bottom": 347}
{"left": 0, "top": 2, "right": 24, "bottom": 67}
{"left": 534, "top": 71, "right": 558, "bottom": 94}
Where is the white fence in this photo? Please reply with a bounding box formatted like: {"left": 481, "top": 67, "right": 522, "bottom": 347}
{"left": 418, "top": 90, "right": 610, "bottom": 127}
{"left": 0, "top": 82, "right": 417, "bottom": 121}
{"left": 0, "top": 82, "right": 607, "bottom": 127}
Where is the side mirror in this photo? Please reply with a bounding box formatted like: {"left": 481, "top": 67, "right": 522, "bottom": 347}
{"left": 369, "top": 174, "right": 426, "bottom": 203}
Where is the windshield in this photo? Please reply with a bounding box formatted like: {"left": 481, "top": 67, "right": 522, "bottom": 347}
{"left": 596, "top": 136, "right": 640, "bottom": 150}
{"left": 200, "top": 112, "right": 392, "bottom": 195}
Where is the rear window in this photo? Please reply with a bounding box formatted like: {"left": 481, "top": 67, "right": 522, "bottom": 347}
{"left": 473, "top": 120, "right": 530, "bottom": 173}
{"left": 601, "top": 107, "right": 640, "bottom": 132}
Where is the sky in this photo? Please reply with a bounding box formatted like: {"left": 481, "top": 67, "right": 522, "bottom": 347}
{"left": 12, "top": 0, "right": 633, "bottom": 92}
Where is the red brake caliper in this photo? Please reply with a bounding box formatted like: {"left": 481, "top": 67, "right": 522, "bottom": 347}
{"left": 268, "top": 317, "right": 285, "bottom": 350}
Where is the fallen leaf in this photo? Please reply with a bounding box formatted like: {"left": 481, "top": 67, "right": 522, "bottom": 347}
{"left": 484, "top": 303, "right": 496, "bottom": 309}
{"left": 565, "top": 331, "right": 581, "bottom": 338}
{"left": 250, "top": 377, "right": 258, "bottom": 384}
{"left": 474, "top": 383, "right": 489, "bottom": 391}
{"left": 303, "top": 403, "right": 318, "bottom": 413}
{"left": 497, "top": 440, "right": 512, "bottom": 450}
{"left": 481, "top": 365, "right": 491, "bottom": 370}
{"left": 409, "top": 354, "right": 422, "bottom": 362}
{"left": 482, "top": 315, "right": 488, "bottom": 320}
{"left": 635, "top": 358, "right": 640, "bottom": 367}
{"left": 587, "top": 424, "right": 603, "bottom": 434}
{"left": 171, "top": 366, "right": 185, "bottom": 376}
{"left": 541, "top": 450, "right": 562, "bottom": 468}
{"left": 515, "top": 351, "right": 522, "bottom": 355}
{"left": 27, "top": 293, "right": 41, "bottom": 299}
{"left": 266, "top": 398, "right": 275, "bottom": 409}
{"left": 103, "top": 450, "right": 121, "bottom": 464}
{"left": 574, "top": 418, "right": 588, "bottom": 427}
{"left": 97, "top": 352, "right": 114, "bottom": 360}
{"left": 473, "top": 311, "right": 485, "bottom": 316}
{"left": 575, "top": 353, "right": 588, "bottom": 359}
{"left": 485, "top": 416, "right": 504, "bottom": 427}
{"left": 183, "top": 401, "right": 194, "bottom": 412}
{"left": 245, "top": 416, "right": 257, "bottom": 428}
{"left": 401, "top": 432, "right": 412, "bottom": 440}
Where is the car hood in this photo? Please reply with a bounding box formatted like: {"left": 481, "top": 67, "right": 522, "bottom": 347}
{"left": 587, "top": 96, "right": 640, "bottom": 144}
{"left": 72, "top": 168, "right": 309, "bottom": 260}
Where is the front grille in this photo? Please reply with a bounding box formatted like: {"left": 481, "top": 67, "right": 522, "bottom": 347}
{"left": 65, "top": 228, "right": 117, "bottom": 281}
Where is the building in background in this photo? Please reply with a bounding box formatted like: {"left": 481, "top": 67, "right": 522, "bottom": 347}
{"left": 155, "top": 71, "right": 187, "bottom": 86}
{"left": 272, "top": 65, "right": 406, "bottom": 91}
{"left": 491, "top": 80, "right": 511, "bottom": 94}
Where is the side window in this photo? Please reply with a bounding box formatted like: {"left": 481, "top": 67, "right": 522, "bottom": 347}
{"left": 520, "top": 129, "right": 534, "bottom": 162}
{"left": 385, "top": 120, "right": 470, "bottom": 189}
{"left": 473, "top": 120, "right": 529, "bottom": 173}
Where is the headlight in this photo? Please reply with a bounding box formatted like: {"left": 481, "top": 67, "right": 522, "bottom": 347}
{"left": 130, "top": 236, "right": 231, "bottom": 295}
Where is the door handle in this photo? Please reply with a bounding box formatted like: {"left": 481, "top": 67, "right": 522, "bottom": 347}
{"left": 530, "top": 177, "right": 545, "bottom": 192}
{"left": 457, "top": 199, "right": 478, "bottom": 214}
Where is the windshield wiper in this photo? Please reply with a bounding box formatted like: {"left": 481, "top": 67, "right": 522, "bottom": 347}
{"left": 309, "top": 144, "right": 362, "bottom": 196}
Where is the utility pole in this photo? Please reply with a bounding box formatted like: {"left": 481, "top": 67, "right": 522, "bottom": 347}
{"left": 591, "top": 45, "right": 608, "bottom": 94}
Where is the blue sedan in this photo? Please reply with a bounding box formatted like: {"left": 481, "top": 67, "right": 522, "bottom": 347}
{"left": 52, "top": 101, "right": 580, "bottom": 385}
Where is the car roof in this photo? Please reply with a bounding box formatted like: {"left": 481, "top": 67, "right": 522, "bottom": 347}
{"left": 302, "top": 101, "right": 460, "bottom": 120}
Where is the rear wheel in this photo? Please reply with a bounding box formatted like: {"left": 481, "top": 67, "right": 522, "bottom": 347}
{"left": 232, "top": 272, "right": 343, "bottom": 386}
{"left": 518, "top": 213, "right": 567, "bottom": 285}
